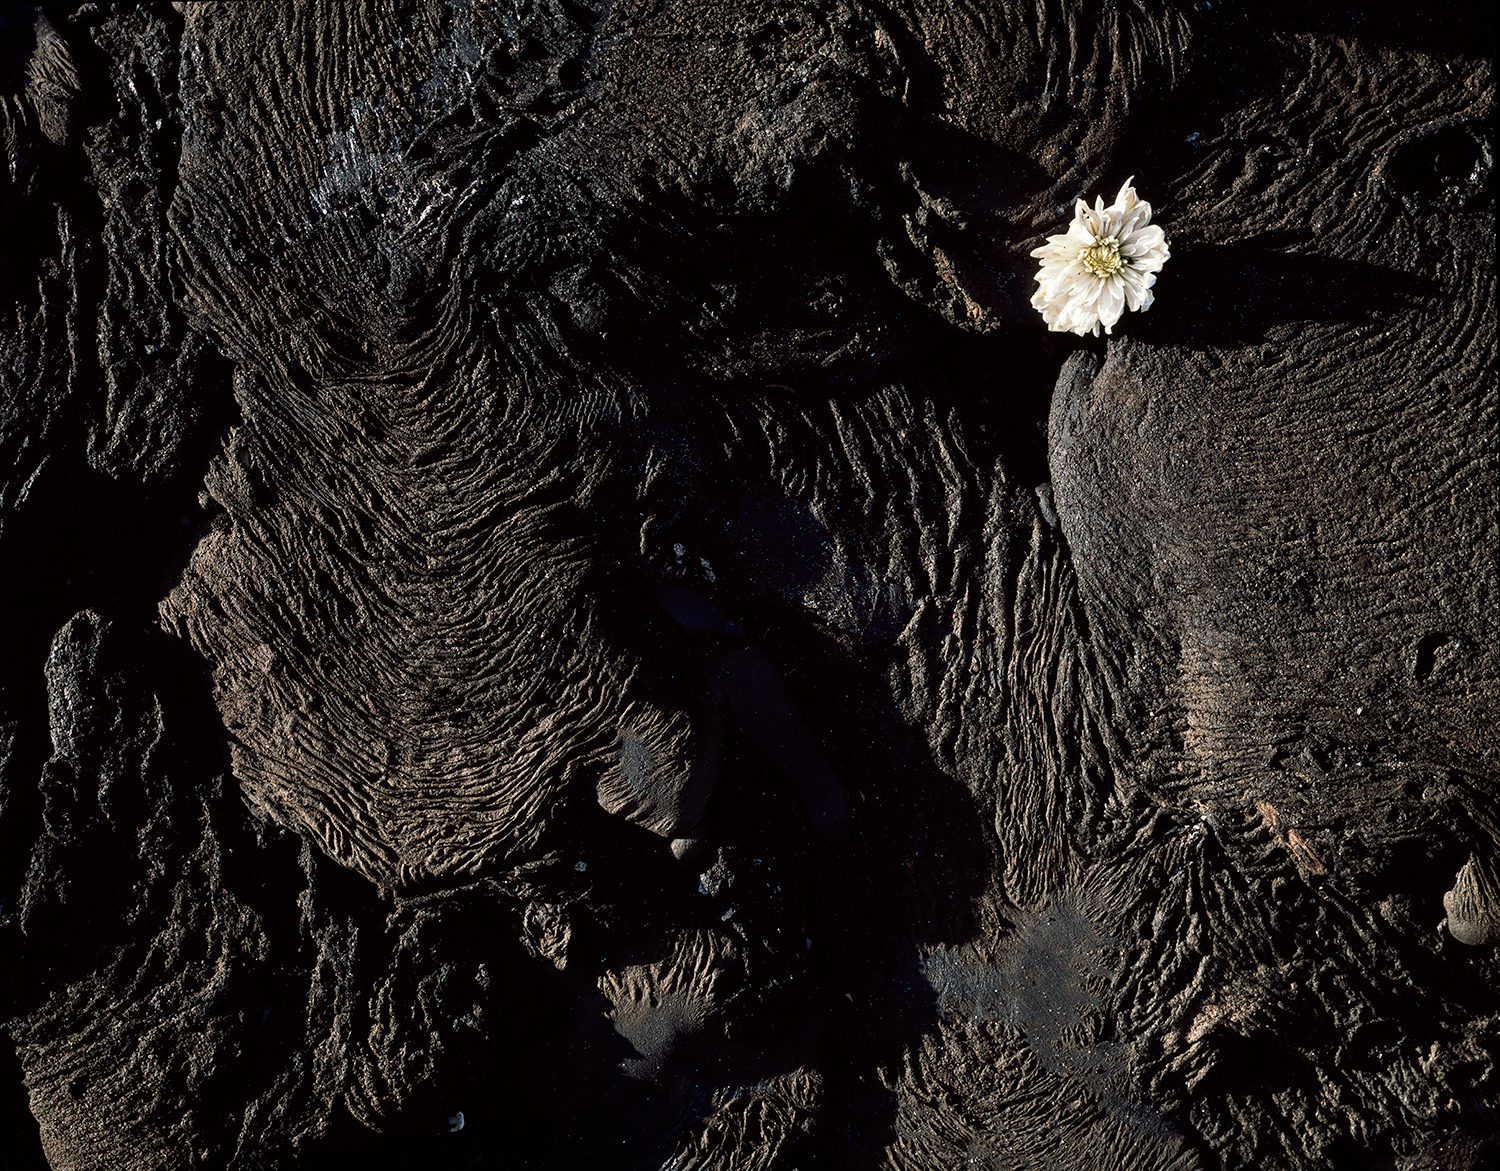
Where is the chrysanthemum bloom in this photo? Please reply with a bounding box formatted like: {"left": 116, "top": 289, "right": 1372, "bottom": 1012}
{"left": 1030, "top": 178, "right": 1169, "bottom": 336}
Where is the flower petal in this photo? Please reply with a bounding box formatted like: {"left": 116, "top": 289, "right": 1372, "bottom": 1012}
{"left": 1032, "top": 178, "right": 1167, "bottom": 334}
{"left": 1098, "top": 279, "right": 1125, "bottom": 327}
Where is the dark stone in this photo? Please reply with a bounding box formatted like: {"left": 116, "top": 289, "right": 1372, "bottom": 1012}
{"left": 1, "top": 0, "right": 1494, "bottom": 1168}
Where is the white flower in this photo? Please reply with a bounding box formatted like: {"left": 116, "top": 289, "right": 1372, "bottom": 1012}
{"left": 1029, "top": 178, "right": 1169, "bottom": 336}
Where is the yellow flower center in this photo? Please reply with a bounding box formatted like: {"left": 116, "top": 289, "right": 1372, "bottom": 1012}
{"left": 1081, "top": 240, "right": 1123, "bottom": 277}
